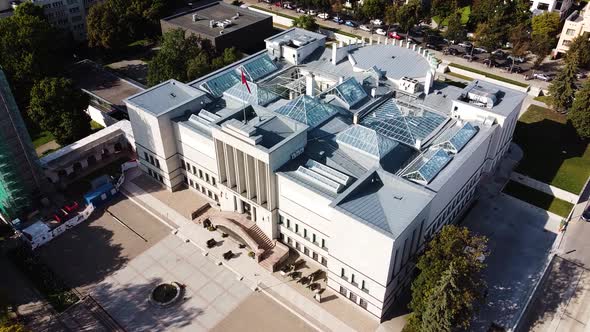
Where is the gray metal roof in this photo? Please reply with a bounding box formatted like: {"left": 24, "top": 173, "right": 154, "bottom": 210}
{"left": 348, "top": 44, "right": 431, "bottom": 80}
{"left": 127, "top": 80, "right": 204, "bottom": 116}
{"left": 333, "top": 170, "right": 433, "bottom": 238}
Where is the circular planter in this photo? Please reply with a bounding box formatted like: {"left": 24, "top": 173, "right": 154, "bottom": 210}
{"left": 149, "top": 282, "right": 183, "bottom": 307}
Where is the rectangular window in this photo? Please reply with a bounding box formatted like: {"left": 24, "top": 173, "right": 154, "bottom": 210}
{"left": 206, "top": 174, "right": 210, "bottom": 182}
{"left": 339, "top": 286, "right": 348, "bottom": 296}
{"left": 349, "top": 292, "right": 357, "bottom": 303}
{"left": 287, "top": 237, "right": 292, "bottom": 245}
{"left": 303, "top": 229, "right": 307, "bottom": 239}
{"left": 212, "top": 177, "right": 216, "bottom": 185}
{"left": 341, "top": 268, "right": 345, "bottom": 277}
{"left": 189, "top": 179, "right": 194, "bottom": 186}
{"left": 180, "top": 160, "right": 185, "bottom": 170}
{"left": 351, "top": 274, "right": 357, "bottom": 286}
{"left": 184, "top": 176, "right": 188, "bottom": 184}
{"left": 295, "top": 224, "right": 298, "bottom": 233}
{"left": 304, "top": 247, "right": 309, "bottom": 256}
{"left": 312, "top": 234, "right": 316, "bottom": 244}
{"left": 312, "top": 251, "right": 318, "bottom": 261}
{"left": 286, "top": 219, "right": 290, "bottom": 229}
{"left": 144, "top": 152, "right": 149, "bottom": 160}
{"left": 155, "top": 159, "right": 160, "bottom": 169}
{"left": 361, "top": 280, "right": 367, "bottom": 292}
{"left": 198, "top": 169, "right": 203, "bottom": 179}
{"left": 359, "top": 298, "right": 368, "bottom": 309}
{"left": 321, "top": 239, "right": 326, "bottom": 249}
{"left": 192, "top": 166, "right": 197, "bottom": 175}
{"left": 214, "top": 194, "right": 218, "bottom": 202}
{"left": 321, "top": 257, "right": 327, "bottom": 266}
{"left": 279, "top": 233, "right": 284, "bottom": 241}
{"left": 566, "top": 28, "right": 576, "bottom": 36}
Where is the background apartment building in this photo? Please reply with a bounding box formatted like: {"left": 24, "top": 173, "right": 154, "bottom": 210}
{"left": 29, "top": 0, "right": 101, "bottom": 40}
{"left": 555, "top": 2, "right": 590, "bottom": 56}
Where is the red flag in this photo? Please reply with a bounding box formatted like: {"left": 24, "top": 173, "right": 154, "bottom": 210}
{"left": 241, "top": 69, "right": 251, "bottom": 94}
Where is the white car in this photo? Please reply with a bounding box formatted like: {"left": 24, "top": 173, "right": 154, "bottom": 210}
{"left": 370, "top": 19, "right": 383, "bottom": 26}
{"left": 307, "top": 9, "right": 317, "bottom": 15}
{"left": 375, "top": 28, "right": 387, "bottom": 36}
{"left": 359, "top": 25, "right": 371, "bottom": 32}
{"left": 318, "top": 12, "right": 329, "bottom": 19}
{"left": 296, "top": 7, "right": 306, "bottom": 13}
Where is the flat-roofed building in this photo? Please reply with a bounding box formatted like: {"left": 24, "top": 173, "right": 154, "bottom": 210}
{"left": 160, "top": 2, "right": 273, "bottom": 53}
{"left": 124, "top": 28, "right": 526, "bottom": 320}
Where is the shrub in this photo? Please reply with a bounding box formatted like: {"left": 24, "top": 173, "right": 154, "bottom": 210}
{"left": 248, "top": 251, "right": 255, "bottom": 259}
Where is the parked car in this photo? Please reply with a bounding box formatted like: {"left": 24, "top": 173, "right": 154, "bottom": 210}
{"left": 458, "top": 41, "right": 473, "bottom": 48}
{"left": 370, "top": 18, "right": 383, "bottom": 26}
{"left": 473, "top": 47, "right": 488, "bottom": 54}
{"left": 491, "top": 49, "right": 507, "bottom": 58}
{"left": 408, "top": 37, "right": 421, "bottom": 44}
{"left": 332, "top": 16, "right": 344, "bottom": 24}
{"left": 583, "top": 205, "right": 590, "bottom": 222}
{"left": 443, "top": 38, "right": 456, "bottom": 45}
{"left": 359, "top": 24, "right": 371, "bottom": 32}
{"left": 283, "top": 2, "right": 295, "bottom": 9}
{"left": 483, "top": 58, "right": 499, "bottom": 67}
{"left": 274, "top": 2, "right": 281, "bottom": 7}
{"left": 375, "top": 28, "right": 387, "bottom": 36}
{"left": 507, "top": 55, "right": 525, "bottom": 63}
{"left": 307, "top": 9, "right": 317, "bottom": 15}
{"left": 318, "top": 12, "right": 329, "bottom": 19}
{"left": 344, "top": 20, "right": 357, "bottom": 27}
{"left": 533, "top": 72, "right": 552, "bottom": 81}
{"left": 296, "top": 7, "right": 306, "bottom": 13}
{"left": 389, "top": 32, "right": 402, "bottom": 40}
{"left": 443, "top": 47, "right": 460, "bottom": 56}
{"left": 425, "top": 43, "right": 440, "bottom": 50}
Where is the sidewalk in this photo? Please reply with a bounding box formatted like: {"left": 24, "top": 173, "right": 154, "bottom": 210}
{"left": 120, "top": 168, "right": 378, "bottom": 332}
{"left": 510, "top": 172, "right": 579, "bottom": 204}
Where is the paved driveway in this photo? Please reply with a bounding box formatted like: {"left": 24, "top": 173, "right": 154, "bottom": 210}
{"left": 463, "top": 193, "right": 560, "bottom": 331}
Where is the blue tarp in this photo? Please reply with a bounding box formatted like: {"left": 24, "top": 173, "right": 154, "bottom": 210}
{"left": 83, "top": 181, "right": 116, "bottom": 206}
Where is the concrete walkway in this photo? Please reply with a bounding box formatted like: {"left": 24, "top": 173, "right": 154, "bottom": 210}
{"left": 510, "top": 172, "right": 579, "bottom": 204}
{"left": 120, "top": 168, "right": 376, "bottom": 331}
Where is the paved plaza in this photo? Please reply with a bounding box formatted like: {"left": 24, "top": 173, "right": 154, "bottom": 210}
{"left": 90, "top": 234, "right": 314, "bottom": 331}
{"left": 463, "top": 192, "right": 560, "bottom": 331}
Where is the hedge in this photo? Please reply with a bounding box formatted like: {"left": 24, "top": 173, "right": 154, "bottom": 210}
{"left": 449, "top": 63, "right": 529, "bottom": 88}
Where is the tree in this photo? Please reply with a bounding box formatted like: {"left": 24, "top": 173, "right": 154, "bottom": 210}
{"left": 547, "top": 55, "right": 579, "bottom": 113}
{"left": 429, "top": 0, "right": 456, "bottom": 23}
{"left": 567, "top": 35, "right": 590, "bottom": 70}
{"left": 0, "top": 10, "right": 70, "bottom": 108}
{"left": 292, "top": 15, "right": 319, "bottom": 31}
{"left": 443, "top": 10, "right": 466, "bottom": 43}
{"left": 147, "top": 29, "right": 202, "bottom": 85}
{"left": 531, "top": 12, "right": 560, "bottom": 65}
{"left": 87, "top": 0, "right": 166, "bottom": 50}
{"left": 361, "top": 0, "right": 384, "bottom": 20}
{"left": 568, "top": 80, "right": 590, "bottom": 139}
{"left": 473, "top": 21, "right": 501, "bottom": 51}
{"left": 29, "top": 78, "right": 91, "bottom": 145}
{"left": 397, "top": 0, "right": 423, "bottom": 37}
{"left": 510, "top": 23, "right": 530, "bottom": 57}
{"left": 384, "top": 4, "right": 398, "bottom": 31}
{"left": 403, "top": 225, "right": 488, "bottom": 332}
{"left": 14, "top": 2, "right": 45, "bottom": 19}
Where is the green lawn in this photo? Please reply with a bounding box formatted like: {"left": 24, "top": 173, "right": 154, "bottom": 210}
{"left": 432, "top": 6, "right": 471, "bottom": 26}
{"left": 31, "top": 130, "right": 55, "bottom": 148}
{"left": 503, "top": 181, "right": 574, "bottom": 217}
{"left": 91, "top": 120, "right": 104, "bottom": 132}
{"left": 533, "top": 95, "right": 551, "bottom": 104}
{"left": 446, "top": 72, "right": 473, "bottom": 81}
{"left": 513, "top": 105, "right": 590, "bottom": 194}
{"left": 449, "top": 63, "right": 529, "bottom": 88}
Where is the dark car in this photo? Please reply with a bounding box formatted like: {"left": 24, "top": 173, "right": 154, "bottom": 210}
{"left": 425, "top": 43, "right": 440, "bottom": 50}
{"left": 583, "top": 205, "right": 590, "bottom": 222}
{"left": 443, "top": 47, "right": 460, "bottom": 56}
{"left": 505, "top": 65, "right": 524, "bottom": 73}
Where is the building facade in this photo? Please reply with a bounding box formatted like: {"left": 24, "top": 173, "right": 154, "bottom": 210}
{"left": 530, "top": 0, "right": 573, "bottom": 18}
{"left": 29, "top": 0, "right": 101, "bottom": 40}
{"left": 0, "top": 68, "right": 44, "bottom": 220}
{"left": 125, "top": 28, "right": 525, "bottom": 320}
{"left": 554, "top": 2, "right": 590, "bottom": 56}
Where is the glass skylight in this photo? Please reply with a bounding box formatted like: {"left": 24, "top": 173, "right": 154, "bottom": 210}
{"left": 242, "top": 54, "right": 279, "bottom": 82}
{"left": 202, "top": 71, "right": 240, "bottom": 97}
{"left": 448, "top": 123, "right": 478, "bottom": 152}
{"left": 330, "top": 78, "right": 368, "bottom": 108}
{"left": 336, "top": 125, "right": 398, "bottom": 159}
{"left": 224, "top": 81, "right": 280, "bottom": 106}
{"left": 274, "top": 95, "right": 337, "bottom": 128}
{"left": 360, "top": 99, "right": 447, "bottom": 148}
{"left": 403, "top": 148, "right": 452, "bottom": 184}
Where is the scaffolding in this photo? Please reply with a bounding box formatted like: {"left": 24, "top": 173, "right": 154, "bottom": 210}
{"left": 0, "top": 68, "right": 41, "bottom": 219}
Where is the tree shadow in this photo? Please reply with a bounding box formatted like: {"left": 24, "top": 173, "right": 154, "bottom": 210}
{"left": 513, "top": 116, "right": 588, "bottom": 192}
{"left": 517, "top": 256, "right": 586, "bottom": 331}
{"left": 36, "top": 202, "right": 128, "bottom": 292}
{"left": 87, "top": 276, "right": 203, "bottom": 331}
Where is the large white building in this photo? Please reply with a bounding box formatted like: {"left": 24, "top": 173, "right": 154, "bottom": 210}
{"left": 554, "top": 2, "right": 590, "bottom": 56}
{"left": 124, "top": 28, "right": 525, "bottom": 320}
